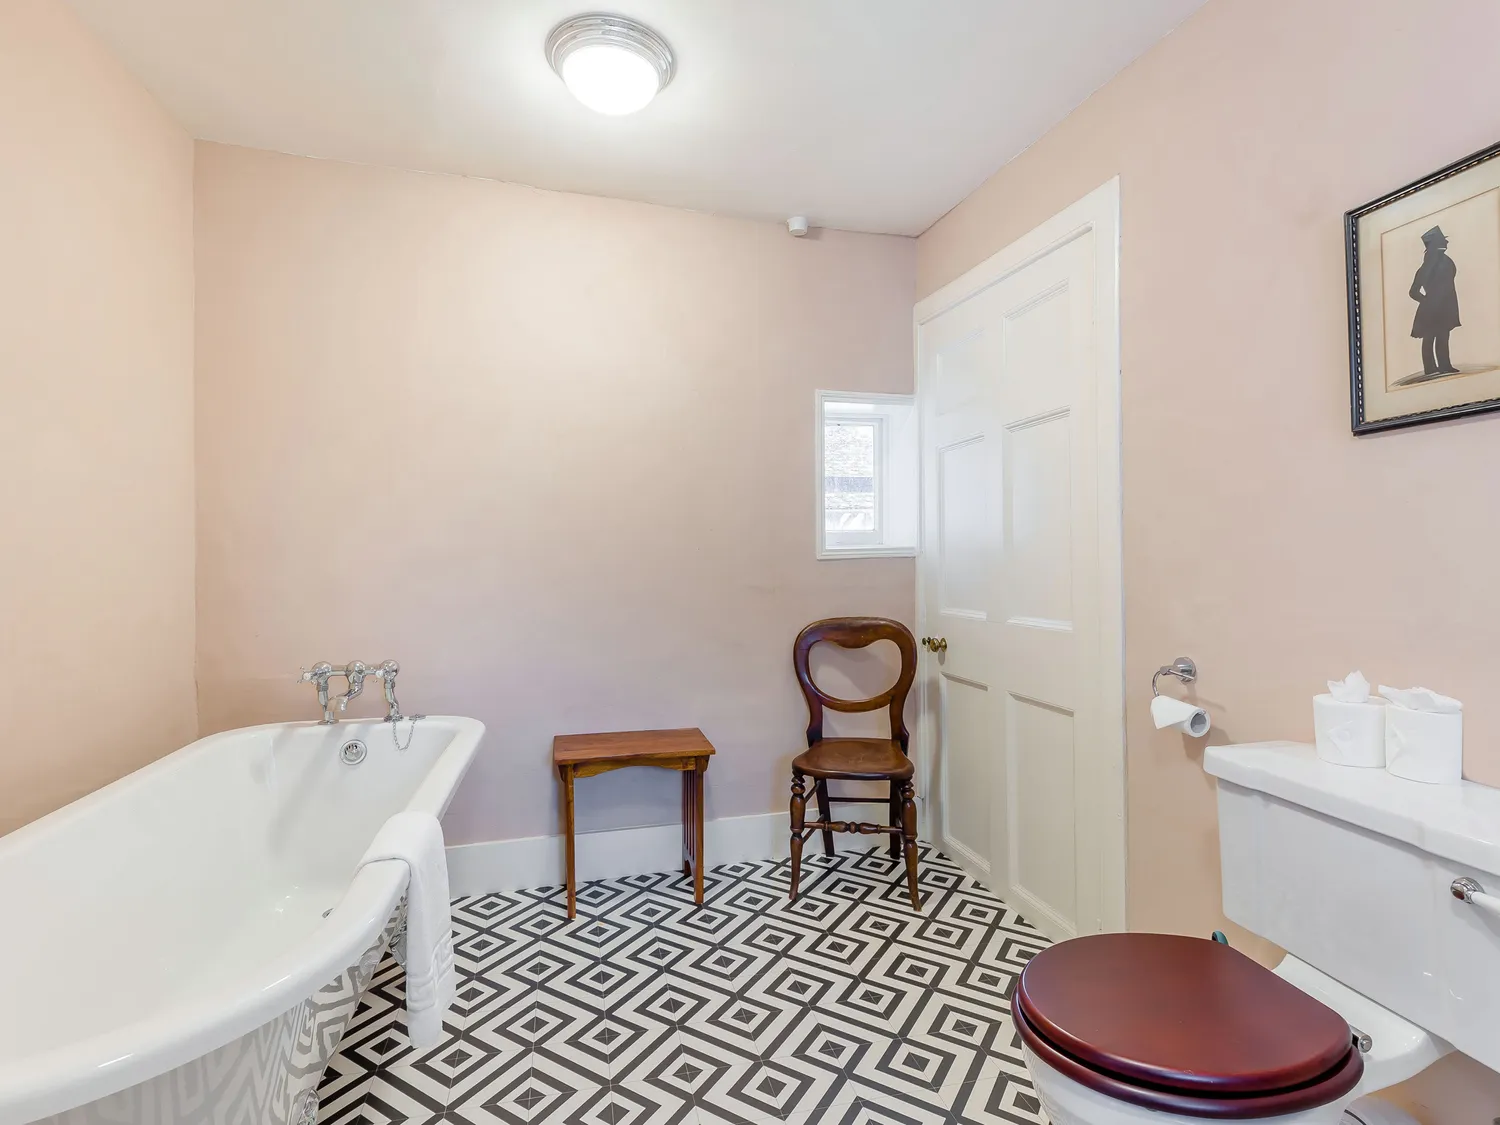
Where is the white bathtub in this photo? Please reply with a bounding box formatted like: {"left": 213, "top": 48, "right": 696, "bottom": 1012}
{"left": 0, "top": 716, "right": 483, "bottom": 1125}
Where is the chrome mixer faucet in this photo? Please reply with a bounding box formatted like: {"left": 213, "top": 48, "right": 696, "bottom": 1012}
{"left": 299, "top": 660, "right": 404, "bottom": 724}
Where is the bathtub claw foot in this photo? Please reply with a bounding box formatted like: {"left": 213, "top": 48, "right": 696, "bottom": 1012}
{"left": 290, "top": 1088, "right": 319, "bottom": 1125}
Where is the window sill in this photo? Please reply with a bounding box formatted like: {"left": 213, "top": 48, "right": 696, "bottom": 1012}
{"left": 816, "top": 545, "right": 918, "bottom": 561}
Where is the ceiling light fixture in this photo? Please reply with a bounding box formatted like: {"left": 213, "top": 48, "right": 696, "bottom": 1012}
{"left": 546, "top": 14, "right": 675, "bottom": 117}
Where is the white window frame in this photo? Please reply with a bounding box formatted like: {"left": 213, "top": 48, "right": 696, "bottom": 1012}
{"left": 815, "top": 390, "right": 917, "bottom": 560}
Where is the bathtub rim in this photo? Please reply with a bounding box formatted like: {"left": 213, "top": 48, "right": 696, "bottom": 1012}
{"left": 0, "top": 714, "right": 483, "bottom": 1125}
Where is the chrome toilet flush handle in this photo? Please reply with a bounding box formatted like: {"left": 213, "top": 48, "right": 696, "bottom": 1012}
{"left": 1451, "top": 877, "right": 1500, "bottom": 921}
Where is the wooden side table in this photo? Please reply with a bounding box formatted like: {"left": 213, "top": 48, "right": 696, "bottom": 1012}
{"left": 552, "top": 727, "right": 716, "bottom": 919}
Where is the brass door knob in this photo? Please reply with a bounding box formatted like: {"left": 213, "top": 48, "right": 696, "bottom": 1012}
{"left": 920, "top": 636, "right": 948, "bottom": 653}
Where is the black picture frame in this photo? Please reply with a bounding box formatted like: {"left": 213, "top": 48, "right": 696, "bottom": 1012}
{"left": 1346, "top": 138, "right": 1500, "bottom": 434}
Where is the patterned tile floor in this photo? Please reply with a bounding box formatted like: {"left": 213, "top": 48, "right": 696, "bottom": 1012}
{"left": 319, "top": 844, "right": 1051, "bottom": 1125}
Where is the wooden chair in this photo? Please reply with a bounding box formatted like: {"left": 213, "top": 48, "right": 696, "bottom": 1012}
{"left": 789, "top": 617, "right": 921, "bottom": 911}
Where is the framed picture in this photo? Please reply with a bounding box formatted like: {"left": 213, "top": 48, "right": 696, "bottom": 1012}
{"left": 1346, "top": 139, "right": 1500, "bottom": 434}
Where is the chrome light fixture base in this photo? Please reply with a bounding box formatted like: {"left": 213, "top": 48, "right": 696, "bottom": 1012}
{"left": 546, "top": 13, "right": 676, "bottom": 92}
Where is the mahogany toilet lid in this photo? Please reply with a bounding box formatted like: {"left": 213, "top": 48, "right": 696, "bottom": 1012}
{"left": 1013, "top": 934, "right": 1364, "bottom": 1119}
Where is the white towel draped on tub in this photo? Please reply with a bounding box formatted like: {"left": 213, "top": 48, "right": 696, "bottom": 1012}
{"left": 360, "top": 811, "right": 456, "bottom": 1048}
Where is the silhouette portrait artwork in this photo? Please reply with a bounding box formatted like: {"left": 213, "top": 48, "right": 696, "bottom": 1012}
{"left": 1347, "top": 138, "right": 1500, "bottom": 433}
{"left": 1408, "top": 225, "right": 1461, "bottom": 377}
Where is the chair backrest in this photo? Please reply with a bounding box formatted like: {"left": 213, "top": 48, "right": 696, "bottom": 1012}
{"left": 793, "top": 617, "right": 917, "bottom": 752}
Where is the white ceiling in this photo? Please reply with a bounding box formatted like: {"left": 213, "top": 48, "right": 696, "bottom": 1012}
{"left": 67, "top": 0, "right": 1204, "bottom": 236}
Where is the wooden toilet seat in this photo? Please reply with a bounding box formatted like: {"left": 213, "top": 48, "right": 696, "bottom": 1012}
{"left": 1013, "top": 933, "right": 1364, "bottom": 1119}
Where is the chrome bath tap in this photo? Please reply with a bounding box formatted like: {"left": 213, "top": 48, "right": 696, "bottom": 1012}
{"left": 300, "top": 660, "right": 404, "bottom": 724}
{"left": 377, "top": 660, "right": 403, "bottom": 722}
{"left": 301, "top": 662, "right": 337, "bottom": 723}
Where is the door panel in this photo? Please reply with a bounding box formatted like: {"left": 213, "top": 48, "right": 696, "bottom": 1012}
{"left": 935, "top": 332, "right": 984, "bottom": 415}
{"left": 940, "top": 673, "right": 992, "bottom": 876}
{"left": 1000, "top": 282, "right": 1074, "bottom": 424}
{"left": 991, "top": 236, "right": 1091, "bottom": 938}
{"left": 1007, "top": 693, "right": 1078, "bottom": 934}
{"left": 1001, "top": 624, "right": 1072, "bottom": 709}
{"left": 1003, "top": 413, "right": 1073, "bottom": 629}
{"left": 938, "top": 437, "right": 988, "bottom": 617}
{"left": 926, "top": 325, "right": 998, "bottom": 879}
{"left": 917, "top": 186, "right": 1122, "bottom": 941}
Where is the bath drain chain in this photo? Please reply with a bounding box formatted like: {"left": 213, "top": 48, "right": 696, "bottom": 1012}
{"left": 390, "top": 714, "right": 419, "bottom": 752}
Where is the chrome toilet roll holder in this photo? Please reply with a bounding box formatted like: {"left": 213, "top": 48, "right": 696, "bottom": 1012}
{"left": 1152, "top": 657, "right": 1198, "bottom": 697}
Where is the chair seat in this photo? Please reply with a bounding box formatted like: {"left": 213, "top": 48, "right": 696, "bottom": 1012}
{"left": 793, "top": 738, "right": 913, "bottom": 781}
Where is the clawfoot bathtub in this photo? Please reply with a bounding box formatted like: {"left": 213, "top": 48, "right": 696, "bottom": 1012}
{"left": 0, "top": 716, "right": 483, "bottom": 1125}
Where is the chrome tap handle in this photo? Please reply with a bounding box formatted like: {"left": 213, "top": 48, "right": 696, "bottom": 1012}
{"left": 377, "top": 660, "right": 403, "bottom": 722}
{"left": 300, "top": 662, "right": 338, "bottom": 724}
{"left": 300, "top": 662, "right": 334, "bottom": 684}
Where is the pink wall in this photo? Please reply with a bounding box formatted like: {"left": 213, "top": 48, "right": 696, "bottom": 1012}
{"left": 193, "top": 143, "right": 917, "bottom": 843}
{"left": 917, "top": 0, "right": 1500, "bottom": 1116}
{"left": 0, "top": 0, "right": 197, "bottom": 836}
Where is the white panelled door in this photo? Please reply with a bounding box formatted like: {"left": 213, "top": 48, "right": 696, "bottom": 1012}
{"left": 915, "top": 180, "right": 1124, "bottom": 941}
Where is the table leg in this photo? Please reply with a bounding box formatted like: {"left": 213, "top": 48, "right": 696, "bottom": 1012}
{"left": 681, "top": 767, "right": 692, "bottom": 875}
{"left": 693, "top": 757, "right": 706, "bottom": 905}
{"left": 561, "top": 764, "right": 577, "bottom": 920}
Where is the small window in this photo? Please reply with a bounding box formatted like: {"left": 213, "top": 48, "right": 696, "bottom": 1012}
{"left": 816, "top": 391, "right": 918, "bottom": 559}
{"left": 824, "top": 415, "right": 881, "bottom": 545}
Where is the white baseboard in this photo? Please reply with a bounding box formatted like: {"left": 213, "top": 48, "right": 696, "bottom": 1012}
{"left": 447, "top": 801, "right": 896, "bottom": 898}
{"left": 938, "top": 832, "right": 990, "bottom": 883}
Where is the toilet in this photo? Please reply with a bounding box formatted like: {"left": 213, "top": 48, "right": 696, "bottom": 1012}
{"left": 1016, "top": 740, "right": 1500, "bottom": 1125}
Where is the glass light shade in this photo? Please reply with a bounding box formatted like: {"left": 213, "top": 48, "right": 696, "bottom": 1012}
{"left": 547, "top": 15, "right": 674, "bottom": 118}
{"left": 560, "top": 43, "right": 661, "bottom": 116}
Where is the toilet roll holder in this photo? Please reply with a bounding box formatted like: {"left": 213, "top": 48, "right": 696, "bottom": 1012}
{"left": 1152, "top": 657, "right": 1198, "bottom": 697}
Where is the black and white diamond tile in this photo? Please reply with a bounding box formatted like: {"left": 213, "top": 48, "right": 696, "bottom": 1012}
{"left": 358, "top": 1067, "right": 453, "bottom": 1125}
{"left": 449, "top": 1055, "right": 601, "bottom": 1125}
{"left": 692, "top": 1056, "right": 843, "bottom": 1123}
{"left": 321, "top": 843, "right": 1050, "bottom": 1125}
{"left": 945, "top": 1069, "right": 1050, "bottom": 1125}
{"left": 781, "top": 1091, "right": 952, "bottom": 1125}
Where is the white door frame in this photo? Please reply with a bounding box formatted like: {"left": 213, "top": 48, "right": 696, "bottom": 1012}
{"left": 912, "top": 177, "right": 1125, "bottom": 933}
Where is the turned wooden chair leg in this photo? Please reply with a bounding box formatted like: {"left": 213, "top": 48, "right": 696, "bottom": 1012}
{"left": 814, "top": 779, "right": 834, "bottom": 857}
{"left": 900, "top": 779, "right": 920, "bottom": 912}
{"left": 888, "top": 780, "right": 901, "bottom": 858}
{"left": 789, "top": 771, "right": 807, "bottom": 901}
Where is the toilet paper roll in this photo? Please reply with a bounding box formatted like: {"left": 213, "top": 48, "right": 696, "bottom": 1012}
{"left": 1385, "top": 706, "right": 1462, "bottom": 785}
{"left": 1151, "top": 695, "right": 1211, "bottom": 738}
{"left": 1313, "top": 694, "right": 1386, "bottom": 767}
